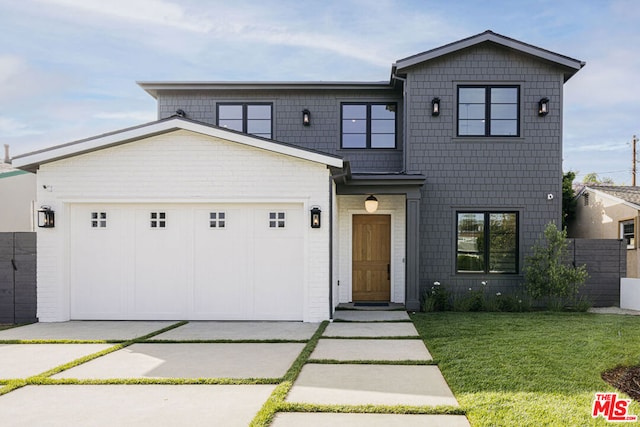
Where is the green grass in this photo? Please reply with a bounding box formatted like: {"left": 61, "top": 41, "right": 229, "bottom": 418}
{"left": 412, "top": 312, "right": 640, "bottom": 426}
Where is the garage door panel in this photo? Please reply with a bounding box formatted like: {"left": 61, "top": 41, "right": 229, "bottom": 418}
{"left": 70, "top": 207, "right": 127, "bottom": 319}
{"left": 193, "top": 208, "right": 250, "bottom": 318}
{"left": 133, "top": 208, "right": 188, "bottom": 317}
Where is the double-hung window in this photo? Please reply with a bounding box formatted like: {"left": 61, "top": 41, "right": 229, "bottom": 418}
{"left": 457, "top": 86, "right": 519, "bottom": 137}
{"left": 217, "top": 103, "right": 272, "bottom": 139}
{"left": 457, "top": 212, "right": 518, "bottom": 273}
{"left": 620, "top": 219, "right": 636, "bottom": 249}
{"left": 341, "top": 103, "right": 396, "bottom": 149}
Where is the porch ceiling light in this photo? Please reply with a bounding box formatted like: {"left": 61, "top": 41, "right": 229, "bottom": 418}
{"left": 431, "top": 97, "right": 440, "bottom": 116}
{"left": 365, "top": 195, "right": 379, "bottom": 213}
{"left": 302, "top": 109, "right": 311, "bottom": 126}
{"left": 538, "top": 97, "right": 549, "bottom": 116}
{"left": 38, "top": 206, "right": 55, "bottom": 228}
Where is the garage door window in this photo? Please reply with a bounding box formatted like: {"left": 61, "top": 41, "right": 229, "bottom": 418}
{"left": 209, "top": 212, "right": 226, "bottom": 228}
{"left": 91, "top": 212, "right": 107, "bottom": 228}
{"left": 269, "top": 212, "right": 286, "bottom": 228}
{"left": 150, "top": 212, "right": 166, "bottom": 228}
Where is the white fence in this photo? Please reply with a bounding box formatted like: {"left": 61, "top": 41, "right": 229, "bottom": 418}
{"left": 621, "top": 278, "right": 640, "bottom": 310}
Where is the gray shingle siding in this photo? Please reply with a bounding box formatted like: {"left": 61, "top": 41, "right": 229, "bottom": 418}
{"left": 403, "top": 44, "right": 565, "bottom": 294}
{"left": 157, "top": 88, "right": 404, "bottom": 172}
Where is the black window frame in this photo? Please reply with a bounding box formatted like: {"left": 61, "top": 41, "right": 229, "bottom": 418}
{"left": 457, "top": 85, "right": 520, "bottom": 137}
{"left": 216, "top": 102, "right": 273, "bottom": 139}
{"left": 340, "top": 102, "right": 397, "bottom": 149}
{"left": 456, "top": 211, "right": 519, "bottom": 274}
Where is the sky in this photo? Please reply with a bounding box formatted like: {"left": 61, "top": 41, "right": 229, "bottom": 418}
{"left": 1, "top": 0, "right": 639, "bottom": 184}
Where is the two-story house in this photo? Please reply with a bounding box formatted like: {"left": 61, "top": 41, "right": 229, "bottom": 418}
{"left": 13, "top": 31, "right": 584, "bottom": 322}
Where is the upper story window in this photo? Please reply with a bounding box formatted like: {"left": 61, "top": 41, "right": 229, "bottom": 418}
{"left": 457, "top": 212, "right": 518, "bottom": 274}
{"left": 457, "top": 86, "right": 519, "bottom": 137}
{"left": 341, "top": 103, "right": 396, "bottom": 149}
{"left": 217, "top": 103, "right": 272, "bottom": 139}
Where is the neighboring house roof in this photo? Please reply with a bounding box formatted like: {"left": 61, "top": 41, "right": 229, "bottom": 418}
{"left": 393, "top": 30, "right": 585, "bottom": 82}
{"left": 12, "top": 117, "right": 344, "bottom": 172}
{"left": 0, "top": 162, "right": 29, "bottom": 178}
{"left": 581, "top": 185, "right": 640, "bottom": 210}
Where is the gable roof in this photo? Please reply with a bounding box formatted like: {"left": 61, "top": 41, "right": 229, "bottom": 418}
{"left": 393, "top": 30, "right": 585, "bottom": 82}
{"left": 12, "top": 117, "right": 343, "bottom": 173}
{"left": 583, "top": 185, "right": 640, "bottom": 210}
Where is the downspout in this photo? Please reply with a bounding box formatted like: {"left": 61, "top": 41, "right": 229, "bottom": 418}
{"left": 391, "top": 73, "right": 408, "bottom": 172}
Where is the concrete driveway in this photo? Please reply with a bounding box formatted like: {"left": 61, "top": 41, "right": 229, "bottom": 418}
{"left": 0, "top": 315, "right": 469, "bottom": 427}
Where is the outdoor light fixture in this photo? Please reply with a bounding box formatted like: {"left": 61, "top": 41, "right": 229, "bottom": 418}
{"left": 365, "top": 195, "right": 379, "bottom": 213}
{"left": 37, "top": 206, "right": 55, "bottom": 228}
{"left": 302, "top": 109, "right": 311, "bottom": 126}
{"left": 431, "top": 97, "right": 440, "bottom": 116}
{"left": 538, "top": 97, "right": 549, "bottom": 116}
{"left": 310, "top": 206, "right": 321, "bottom": 228}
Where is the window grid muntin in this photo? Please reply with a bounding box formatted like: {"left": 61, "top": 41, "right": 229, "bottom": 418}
{"left": 457, "top": 85, "right": 520, "bottom": 137}
{"left": 341, "top": 102, "right": 397, "bottom": 149}
{"left": 217, "top": 103, "right": 272, "bottom": 138}
{"left": 150, "top": 211, "right": 167, "bottom": 229}
{"left": 620, "top": 219, "right": 635, "bottom": 249}
{"left": 209, "top": 212, "right": 226, "bottom": 228}
{"left": 91, "top": 212, "right": 107, "bottom": 228}
{"left": 456, "top": 211, "right": 519, "bottom": 274}
{"left": 269, "top": 211, "right": 286, "bottom": 228}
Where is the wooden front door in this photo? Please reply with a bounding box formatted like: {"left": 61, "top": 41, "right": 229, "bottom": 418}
{"left": 352, "top": 214, "right": 391, "bottom": 301}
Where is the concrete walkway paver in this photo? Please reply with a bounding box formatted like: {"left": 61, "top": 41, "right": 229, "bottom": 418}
{"left": 311, "top": 339, "right": 431, "bottom": 361}
{"left": 333, "top": 310, "right": 410, "bottom": 322}
{"left": 0, "top": 321, "right": 176, "bottom": 341}
{"left": 323, "top": 321, "right": 419, "bottom": 337}
{"left": 153, "top": 321, "right": 319, "bottom": 341}
{"left": 286, "top": 364, "right": 459, "bottom": 406}
{"left": 0, "top": 344, "right": 113, "bottom": 379}
{"left": 53, "top": 343, "right": 304, "bottom": 379}
{"left": 0, "top": 384, "right": 274, "bottom": 427}
{"left": 272, "top": 413, "right": 471, "bottom": 427}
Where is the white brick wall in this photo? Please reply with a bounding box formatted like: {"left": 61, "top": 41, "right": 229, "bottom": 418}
{"left": 336, "top": 195, "right": 406, "bottom": 304}
{"left": 36, "top": 130, "right": 332, "bottom": 322}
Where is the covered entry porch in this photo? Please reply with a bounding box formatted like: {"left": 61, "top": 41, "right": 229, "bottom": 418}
{"left": 334, "top": 173, "right": 425, "bottom": 311}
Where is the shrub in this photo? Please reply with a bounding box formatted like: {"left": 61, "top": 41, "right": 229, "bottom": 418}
{"left": 421, "top": 281, "right": 449, "bottom": 312}
{"left": 524, "top": 223, "right": 589, "bottom": 309}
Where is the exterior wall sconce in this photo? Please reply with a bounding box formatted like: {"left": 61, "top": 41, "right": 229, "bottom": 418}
{"left": 538, "top": 98, "right": 549, "bottom": 116}
{"left": 302, "top": 109, "right": 311, "bottom": 126}
{"left": 310, "top": 206, "right": 321, "bottom": 228}
{"left": 38, "top": 206, "right": 55, "bottom": 228}
{"left": 431, "top": 98, "right": 440, "bottom": 116}
{"left": 365, "top": 195, "right": 379, "bottom": 213}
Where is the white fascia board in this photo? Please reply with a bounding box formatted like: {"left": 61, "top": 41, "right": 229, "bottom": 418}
{"left": 13, "top": 119, "right": 343, "bottom": 170}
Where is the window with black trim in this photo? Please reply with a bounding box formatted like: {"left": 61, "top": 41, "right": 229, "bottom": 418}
{"left": 341, "top": 103, "right": 396, "bottom": 149}
{"left": 457, "top": 86, "right": 519, "bottom": 137}
{"left": 217, "top": 103, "right": 272, "bottom": 138}
{"left": 150, "top": 212, "right": 166, "bottom": 228}
{"left": 91, "top": 212, "right": 107, "bottom": 228}
{"left": 620, "top": 219, "right": 635, "bottom": 249}
{"left": 457, "top": 212, "right": 518, "bottom": 273}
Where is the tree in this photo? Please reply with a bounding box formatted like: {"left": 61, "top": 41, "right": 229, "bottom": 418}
{"left": 562, "top": 171, "right": 577, "bottom": 230}
{"left": 582, "top": 172, "right": 614, "bottom": 185}
{"left": 524, "top": 223, "right": 589, "bottom": 309}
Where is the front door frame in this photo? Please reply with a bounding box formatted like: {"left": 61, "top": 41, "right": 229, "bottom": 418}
{"left": 347, "top": 209, "right": 396, "bottom": 303}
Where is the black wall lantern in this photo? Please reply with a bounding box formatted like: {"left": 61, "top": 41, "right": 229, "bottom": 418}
{"left": 431, "top": 97, "right": 440, "bottom": 116}
{"left": 302, "top": 109, "right": 311, "bottom": 126}
{"left": 310, "top": 206, "right": 321, "bottom": 228}
{"left": 538, "top": 97, "right": 549, "bottom": 116}
{"left": 38, "top": 206, "right": 55, "bottom": 228}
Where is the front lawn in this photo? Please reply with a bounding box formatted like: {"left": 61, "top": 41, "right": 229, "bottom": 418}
{"left": 412, "top": 312, "right": 640, "bottom": 426}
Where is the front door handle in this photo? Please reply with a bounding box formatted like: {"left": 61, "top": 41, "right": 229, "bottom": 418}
{"left": 387, "top": 264, "right": 390, "bottom": 280}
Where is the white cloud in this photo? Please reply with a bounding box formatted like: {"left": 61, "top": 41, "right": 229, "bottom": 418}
{"left": 0, "top": 117, "right": 44, "bottom": 137}
{"left": 93, "top": 111, "right": 156, "bottom": 122}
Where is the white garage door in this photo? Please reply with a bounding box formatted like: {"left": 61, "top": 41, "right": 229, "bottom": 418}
{"left": 69, "top": 204, "right": 304, "bottom": 320}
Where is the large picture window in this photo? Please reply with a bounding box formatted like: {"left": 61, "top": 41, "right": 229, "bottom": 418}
{"left": 217, "top": 103, "right": 272, "bottom": 139}
{"left": 341, "top": 103, "right": 396, "bottom": 149}
{"left": 458, "top": 86, "right": 519, "bottom": 137}
{"left": 457, "top": 212, "right": 518, "bottom": 273}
